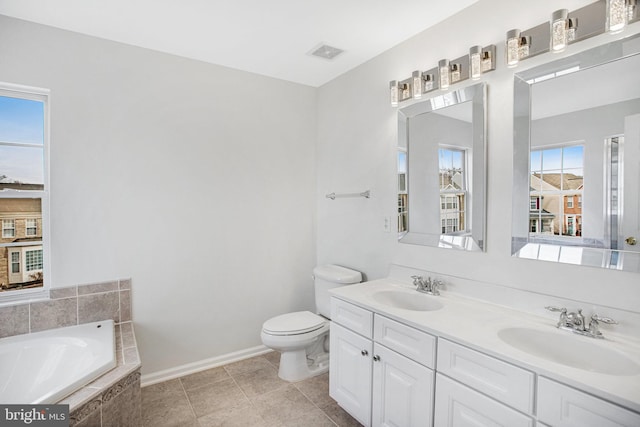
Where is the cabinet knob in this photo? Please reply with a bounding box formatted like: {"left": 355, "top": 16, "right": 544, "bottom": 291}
{"left": 361, "top": 350, "right": 368, "bottom": 356}
{"left": 373, "top": 355, "right": 381, "bottom": 362}
{"left": 626, "top": 236, "right": 637, "bottom": 246}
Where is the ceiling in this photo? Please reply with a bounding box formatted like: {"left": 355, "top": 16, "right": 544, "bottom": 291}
{"left": 0, "top": 0, "right": 478, "bottom": 87}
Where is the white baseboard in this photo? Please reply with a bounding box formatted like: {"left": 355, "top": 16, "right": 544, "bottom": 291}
{"left": 140, "top": 345, "right": 273, "bottom": 387}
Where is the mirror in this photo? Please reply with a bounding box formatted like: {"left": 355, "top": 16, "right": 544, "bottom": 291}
{"left": 398, "top": 83, "right": 486, "bottom": 251}
{"left": 512, "top": 33, "right": 640, "bottom": 272}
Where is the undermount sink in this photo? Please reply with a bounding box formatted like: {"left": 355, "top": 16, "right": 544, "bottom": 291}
{"left": 372, "top": 290, "right": 443, "bottom": 311}
{"left": 498, "top": 327, "right": 640, "bottom": 376}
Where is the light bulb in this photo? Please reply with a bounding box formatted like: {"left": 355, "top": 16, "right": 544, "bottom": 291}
{"left": 412, "top": 71, "right": 422, "bottom": 99}
{"left": 607, "top": 0, "right": 627, "bottom": 33}
{"left": 439, "top": 59, "right": 450, "bottom": 90}
{"left": 390, "top": 80, "right": 398, "bottom": 107}
{"left": 551, "top": 9, "right": 569, "bottom": 52}
{"left": 506, "top": 29, "right": 521, "bottom": 68}
{"left": 469, "top": 46, "right": 482, "bottom": 80}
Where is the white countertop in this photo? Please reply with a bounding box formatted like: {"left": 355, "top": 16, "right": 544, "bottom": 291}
{"left": 330, "top": 278, "right": 640, "bottom": 414}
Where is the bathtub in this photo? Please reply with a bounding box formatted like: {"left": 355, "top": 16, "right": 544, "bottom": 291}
{"left": 0, "top": 319, "right": 116, "bottom": 404}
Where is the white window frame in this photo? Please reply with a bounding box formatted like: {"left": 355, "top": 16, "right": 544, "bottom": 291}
{"left": 2, "top": 219, "right": 15, "bottom": 238}
{"left": 0, "top": 83, "right": 51, "bottom": 303}
{"left": 10, "top": 251, "right": 20, "bottom": 274}
{"left": 25, "top": 218, "right": 37, "bottom": 237}
{"left": 567, "top": 196, "right": 574, "bottom": 208}
{"left": 530, "top": 143, "right": 584, "bottom": 237}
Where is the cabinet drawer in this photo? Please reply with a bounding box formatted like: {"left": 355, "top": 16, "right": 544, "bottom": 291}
{"left": 537, "top": 377, "right": 640, "bottom": 427}
{"left": 331, "top": 298, "right": 373, "bottom": 338}
{"left": 434, "top": 374, "right": 534, "bottom": 427}
{"left": 373, "top": 314, "right": 436, "bottom": 368}
{"left": 437, "top": 338, "right": 535, "bottom": 414}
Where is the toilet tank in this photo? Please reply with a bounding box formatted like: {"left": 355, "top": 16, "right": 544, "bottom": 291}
{"left": 313, "top": 264, "right": 362, "bottom": 318}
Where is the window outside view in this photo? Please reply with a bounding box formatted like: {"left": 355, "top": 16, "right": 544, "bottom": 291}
{"left": 530, "top": 145, "right": 584, "bottom": 237}
{"left": 439, "top": 147, "right": 466, "bottom": 234}
{"left": 397, "top": 150, "right": 408, "bottom": 233}
{"left": 0, "top": 94, "right": 46, "bottom": 292}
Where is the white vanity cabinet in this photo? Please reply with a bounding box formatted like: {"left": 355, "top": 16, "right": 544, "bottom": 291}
{"left": 329, "top": 294, "right": 640, "bottom": 427}
{"left": 537, "top": 377, "right": 640, "bottom": 427}
{"left": 329, "top": 298, "right": 436, "bottom": 427}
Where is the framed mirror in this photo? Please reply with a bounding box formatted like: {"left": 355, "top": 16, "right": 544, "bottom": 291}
{"left": 512, "top": 33, "right": 640, "bottom": 272}
{"left": 398, "top": 83, "right": 486, "bottom": 251}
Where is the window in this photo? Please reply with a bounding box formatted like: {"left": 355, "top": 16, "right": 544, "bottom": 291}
{"left": 530, "top": 144, "right": 583, "bottom": 237}
{"left": 567, "top": 197, "right": 574, "bottom": 208}
{"left": 439, "top": 147, "right": 467, "bottom": 234}
{"left": 26, "top": 218, "right": 37, "bottom": 236}
{"left": 530, "top": 197, "right": 540, "bottom": 210}
{"left": 25, "top": 249, "right": 43, "bottom": 272}
{"left": 2, "top": 219, "right": 15, "bottom": 238}
{"left": 0, "top": 83, "right": 49, "bottom": 298}
{"left": 11, "top": 252, "right": 19, "bottom": 274}
{"left": 397, "top": 150, "right": 408, "bottom": 233}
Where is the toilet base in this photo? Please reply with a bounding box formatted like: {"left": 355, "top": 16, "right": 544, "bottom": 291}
{"left": 278, "top": 348, "right": 329, "bottom": 382}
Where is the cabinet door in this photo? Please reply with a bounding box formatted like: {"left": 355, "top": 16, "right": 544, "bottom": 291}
{"left": 330, "top": 322, "right": 373, "bottom": 426}
{"left": 434, "top": 374, "right": 534, "bottom": 427}
{"left": 537, "top": 377, "right": 640, "bottom": 427}
{"left": 372, "top": 343, "right": 434, "bottom": 427}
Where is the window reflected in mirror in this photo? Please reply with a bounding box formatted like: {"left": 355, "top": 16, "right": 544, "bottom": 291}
{"left": 439, "top": 147, "right": 467, "bottom": 234}
{"left": 529, "top": 144, "right": 584, "bottom": 238}
{"left": 398, "top": 149, "right": 408, "bottom": 233}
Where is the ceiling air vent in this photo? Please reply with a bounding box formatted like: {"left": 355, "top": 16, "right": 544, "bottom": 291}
{"left": 309, "top": 44, "right": 344, "bottom": 60}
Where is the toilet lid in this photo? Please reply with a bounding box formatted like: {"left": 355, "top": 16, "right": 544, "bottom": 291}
{"left": 263, "top": 311, "right": 326, "bottom": 336}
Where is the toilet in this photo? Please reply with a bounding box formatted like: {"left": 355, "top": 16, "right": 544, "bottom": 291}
{"left": 261, "top": 264, "right": 362, "bottom": 382}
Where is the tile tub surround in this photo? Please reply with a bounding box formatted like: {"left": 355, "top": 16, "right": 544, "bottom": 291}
{"left": 64, "top": 321, "right": 142, "bottom": 426}
{"left": 141, "top": 353, "right": 363, "bottom": 427}
{"left": 0, "top": 278, "right": 132, "bottom": 338}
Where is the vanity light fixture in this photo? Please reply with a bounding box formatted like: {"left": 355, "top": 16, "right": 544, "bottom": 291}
{"left": 628, "top": 0, "right": 638, "bottom": 22}
{"left": 450, "top": 63, "right": 462, "bottom": 84}
{"left": 519, "top": 36, "right": 531, "bottom": 61}
{"left": 481, "top": 49, "right": 494, "bottom": 72}
{"left": 506, "top": 29, "right": 521, "bottom": 67}
{"left": 551, "top": 9, "right": 569, "bottom": 52}
{"left": 412, "top": 70, "right": 423, "bottom": 99}
{"left": 390, "top": 80, "right": 399, "bottom": 107}
{"left": 470, "top": 46, "right": 482, "bottom": 80}
{"left": 439, "top": 59, "right": 450, "bottom": 90}
{"left": 567, "top": 18, "right": 578, "bottom": 42}
{"left": 607, "top": 0, "right": 627, "bottom": 33}
{"left": 423, "top": 73, "right": 435, "bottom": 92}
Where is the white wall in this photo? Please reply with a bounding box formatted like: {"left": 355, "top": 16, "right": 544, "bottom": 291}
{"left": 317, "top": 0, "right": 640, "bottom": 313}
{"left": 0, "top": 15, "right": 318, "bottom": 375}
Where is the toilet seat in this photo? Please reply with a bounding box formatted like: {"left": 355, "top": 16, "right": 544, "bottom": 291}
{"left": 262, "top": 311, "right": 326, "bottom": 336}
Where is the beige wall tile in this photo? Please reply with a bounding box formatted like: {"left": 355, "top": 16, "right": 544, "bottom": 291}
{"left": 30, "top": 298, "right": 77, "bottom": 333}
{"left": 0, "top": 304, "right": 29, "bottom": 338}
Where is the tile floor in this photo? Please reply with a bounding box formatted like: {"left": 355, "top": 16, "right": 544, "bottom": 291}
{"left": 141, "top": 352, "right": 363, "bottom": 427}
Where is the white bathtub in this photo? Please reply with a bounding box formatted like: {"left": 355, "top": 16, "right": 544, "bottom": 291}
{"left": 0, "top": 319, "right": 116, "bottom": 404}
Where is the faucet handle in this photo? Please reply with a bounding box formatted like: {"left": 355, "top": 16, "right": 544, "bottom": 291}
{"left": 591, "top": 314, "right": 618, "bottom": 325}
{"left": 545, "top": 306, "right": 567, "bottom": 313}
{"left": 431, "top": 279, "right": 442, "bottom": 295}
{"left": 411, "top": 275, "right": 423, "bottom": 286}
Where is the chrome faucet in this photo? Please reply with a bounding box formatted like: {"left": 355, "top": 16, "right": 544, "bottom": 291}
{"left": 546, "top": 306, "right": 617, "bottom": 339}
{"left": 411, "top": 275, "right": 441, "bottom": 296}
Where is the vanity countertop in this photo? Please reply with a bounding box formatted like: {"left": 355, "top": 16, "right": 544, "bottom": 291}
{"left": 329, "top": 278, "right": 640, "bottom": 414}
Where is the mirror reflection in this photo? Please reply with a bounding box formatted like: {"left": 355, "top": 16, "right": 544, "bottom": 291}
{"left": 398, "top": 83, "right": 486, "bottom": 251}
{"left": 512, "top": 33, "right": 640, "bottom": 271}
